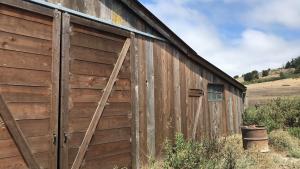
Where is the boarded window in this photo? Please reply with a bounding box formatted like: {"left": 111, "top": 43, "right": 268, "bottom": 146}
{"left": 208, "top": 84, "right": 224, "bottom": 101}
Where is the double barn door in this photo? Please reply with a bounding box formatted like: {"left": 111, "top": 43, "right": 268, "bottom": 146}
{"left": 0, "top": 1, "right": 133, "bottom": 169}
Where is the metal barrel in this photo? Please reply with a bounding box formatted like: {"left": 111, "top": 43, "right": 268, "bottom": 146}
{"left": 241, "top": 126, "right": 269, "bottom": 152}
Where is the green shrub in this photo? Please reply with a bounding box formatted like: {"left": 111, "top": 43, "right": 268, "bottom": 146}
{"left": 163, "top": 133, "right": 241, "bottom": 169}
{"left": 288, "top": 127, "right": 300, "bottom": 139}
{"left": 163, "top": 133, "right": 203, "bottom": 169}
{"left": 243, "top": 97, "right": 300, "bottom": 132}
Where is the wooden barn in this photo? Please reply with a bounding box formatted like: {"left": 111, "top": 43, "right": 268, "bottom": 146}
{"left": 0, "top": 0, "right": 246, "bottom": 169}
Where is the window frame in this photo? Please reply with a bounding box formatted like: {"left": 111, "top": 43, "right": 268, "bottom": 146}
{"left": 208, "top": 84, "right": 224, "bottom": 102}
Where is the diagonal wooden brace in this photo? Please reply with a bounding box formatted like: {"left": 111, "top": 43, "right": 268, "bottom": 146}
{"left": 71, "top": 38, "right": 131, "bottom": 169}
{"left": 0, "top": 95, "right": 40, "bottom": 169}
{"left": 192, "top": 95, "right": 203, "bottom": 140}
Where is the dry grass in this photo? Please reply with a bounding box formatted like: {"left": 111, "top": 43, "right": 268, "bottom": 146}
{"left": 246, "top": 78, "right": 300, "bottom": 107}
{"left": 141, "top": 134, "right": 300, "bottom": 169}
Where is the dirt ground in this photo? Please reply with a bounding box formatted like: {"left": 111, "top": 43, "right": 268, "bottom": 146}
{"left": 245, "top": 78, "right": 300, "bottom": 107}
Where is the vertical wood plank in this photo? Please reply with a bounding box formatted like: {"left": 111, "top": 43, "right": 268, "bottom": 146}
{"left": 168, "top": 47, "right": 175, "bottom": 142}
{"left": 60, "top": 12, "right": 71, "bottom": 169}
{"left": 154, "top": 40, "right": 163, "bottom": 157}
{"left": 202, "top": 69, "right": 209, "bottom": 137}
{"left": 173, "top": 50, "right": 181, "bottom": 134}
{"left": 130, "top": 33, "right": 140, "bottom": 169}
{"left": 146, "top": 39, "right": 155, "bottom": 159}
{"left": 50, "top": 9, "right": 61, "bottom": 169}
{"left": 179, "top": 55, "right": 187, "bottom": 138}
{"left": 138, "top": 36, "right": 147, "bottom": 165}
{"left": 0, "top": 96, "right": 40, "bottom": 169}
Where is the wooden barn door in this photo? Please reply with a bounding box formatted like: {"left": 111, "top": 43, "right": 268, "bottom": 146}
{"left": 60, "top": 13, "right": 133, "bottom": 169}
{"left": 0, "top": 1, "right": 60, "bottom": 169}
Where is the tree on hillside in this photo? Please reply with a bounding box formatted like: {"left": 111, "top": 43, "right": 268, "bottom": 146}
{"left": 243, "top": 70, "right": 259, "bottom": 82}
{"left": 234, "top": 75, "right": 239, "bottom": 79}
{"left": 252, "top": 70, "right": 259, "bottom": 79}
{"left": 286, "top": 56, "right": 300, "bottom": 69}
{"left": 262, "top": 69, "right": 269, "bottom": 77}
{"left": 285, "top": 61, "right": 291, "bottom": 69}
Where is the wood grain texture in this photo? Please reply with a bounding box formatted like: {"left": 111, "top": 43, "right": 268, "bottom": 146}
{"left": 60, "top": 12, "right": 71, "bottom": 169}
{"left": 130, "top": 33, "right": 140, "bottom": 169}
{"left": 71, "top": 38, "right": 130, "bottom": 169}
{"left": 146, "top": 39, "right": 155, "bottom": 158}
{"left": 0, "top": 96, "right": 40, "bottom": 169}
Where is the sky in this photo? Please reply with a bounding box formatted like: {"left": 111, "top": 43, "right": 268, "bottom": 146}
{"left": 139, "top": 0, "right": 300, "bottom": 76}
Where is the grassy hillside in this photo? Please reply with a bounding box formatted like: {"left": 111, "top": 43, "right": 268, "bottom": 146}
{"left": 245, "top": 78, "right": 300, "bottom": 107}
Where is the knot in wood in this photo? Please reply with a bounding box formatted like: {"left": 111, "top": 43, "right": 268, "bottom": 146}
{"left": 9, "top": 37, "right": 16, "bottom": 41}
{"left": 1, "top": 42, "right": 7, "bottom": 47}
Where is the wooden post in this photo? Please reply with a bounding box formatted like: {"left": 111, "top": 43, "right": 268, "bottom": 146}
{"left": 130, "top": 33, "right": 140, "bottom": 169}
{"left": 60, "top": 12, "right": 71, "bottom": 169}
{"left": 0, "top": 95, "right": 40, "bottom": 169}
{"left": 71, "top": 38, "right": 131, "bottom": 169}
{"left": 51, "top": 9, "right": 61, "bottom": 169}
{"left": 146, "top": 39, "right": 155, "bottom": 158}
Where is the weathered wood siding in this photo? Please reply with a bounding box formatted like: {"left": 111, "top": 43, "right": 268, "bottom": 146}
{"left": 134, "top": 36, "right": 244, "bottom": 164}
{"left": 0, "top": 1, "right": 245, "bottom": 169}
{"left": 41, "top": 0, "right": 244, "bottom": 167}
{"left": 0, "top": 3, "right": 59, "bottom": 169}
{"left": 60, "top": 14, "right": 132, "bottom": 169}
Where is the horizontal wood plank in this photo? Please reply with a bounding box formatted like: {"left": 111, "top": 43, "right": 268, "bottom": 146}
{"left": 70, "top": 31, "right": 123, "bottom": 54}
{"left": 69, "top": 102, "right": 131, "bottom": 118}
{"left": 70, "top": 45, "right": 117, "bottom": 65}
{"left": 69, "top": 141, "right": 131, "bottom": 163}
{"left": 73, "top": 24, "right": 125, "bottom": 43}
{"left": 68, "top": 116, "right": 131, "bottom": 133}
{"left": 0, "top": 67, "right": 51, "bottom": 86}
{"left": 70, "top": 89, "right": 131, "bottom": 103}
{"left": 0, "top": 135, "right": 50, "bottom": 159}
{"left": 70, "top": 59, "right": 130, "bottom": 78}
{"left": 0, "top": 85, "right": 50, "bottom": 95}
{"left": 0, "top": 4, "right": 52, "bottom": 26}
{"left": 68, "top": 128, "right": 131, "bottom": 148}
{"left": 0, "top": 49, "right": 52, "bottom": 71}
{"left": 2, "top": 93, "right": 50, "bottom": 103}
{"left": 0, "top": 13, "right": 52, "bottom": 40}
{"left": 70, "top": 74, "right": 130, "bottom": 90}
{"left": 0, "top": 119, "right": 50, "bottom": 140}
{"left": 0, "top": 31, "right": 51, "bottom": 56}
{"left": 6, "top": 102, "right": 50, "bottom": 120}
{"left": 0, "top": 152, "right": 50, "bottom": 169}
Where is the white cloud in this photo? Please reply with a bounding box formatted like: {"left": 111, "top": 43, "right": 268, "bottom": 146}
{"left": 248, "top": 0, "right": 300, "bottom": 29}
{"left": 143, "top": 0, "right": 300, "bottom": 76}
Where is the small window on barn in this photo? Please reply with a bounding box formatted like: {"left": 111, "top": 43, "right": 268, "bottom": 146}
{"left": 208, "top": 84, "right": 224, "bottom": 101}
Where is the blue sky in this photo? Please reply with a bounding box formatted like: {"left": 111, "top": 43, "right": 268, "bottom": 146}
{"left": 139, "top": 0, "right": 300, "bottom": 76}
